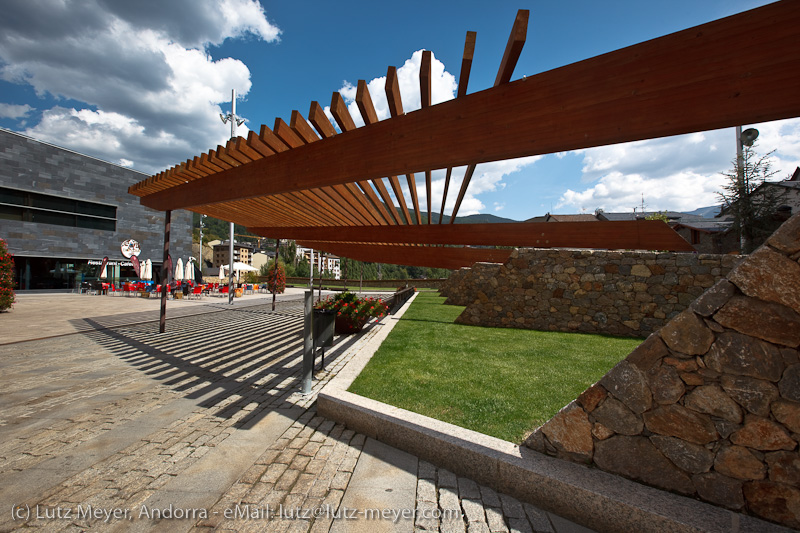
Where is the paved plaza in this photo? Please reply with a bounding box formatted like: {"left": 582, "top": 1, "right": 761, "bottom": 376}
{"left": 0, "top": 292, "right": 591, "bottom": 532}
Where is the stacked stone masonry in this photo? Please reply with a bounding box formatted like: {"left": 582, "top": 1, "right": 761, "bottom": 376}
{"left": 524, "top": 213, "right": 800, "bottom": 530}
{"left": 440, "top": 263, "right": 502, "bottom": 306}
{"left": 454, "top": 248, "right": 742, "bottom": 338}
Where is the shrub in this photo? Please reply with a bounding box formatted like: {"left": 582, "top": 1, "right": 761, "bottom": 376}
{"left": 0, "top": 238, "right": 16, "bottom": 311}
{"left": 267, "top": 259, "right": 286, "bottom": 294}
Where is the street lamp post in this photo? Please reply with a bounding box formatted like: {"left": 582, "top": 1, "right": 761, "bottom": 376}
{"left": 220, "top": 89, "right": 245, "bottom": 304}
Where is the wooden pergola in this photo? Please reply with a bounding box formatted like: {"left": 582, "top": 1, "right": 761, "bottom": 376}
{"left": 129, "top": 2, "right": 800, "bottom": 270}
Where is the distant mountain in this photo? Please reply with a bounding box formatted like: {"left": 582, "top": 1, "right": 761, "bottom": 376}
{"left": 406, "top": 209, "right": 518, "bottom": 224}
{"left": 685, "top": 205, "right": 721, "bottom": 218}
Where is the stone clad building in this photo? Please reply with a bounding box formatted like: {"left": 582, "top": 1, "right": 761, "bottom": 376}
{"left": 0, "top": 128, "right": 191, "bottom": 291}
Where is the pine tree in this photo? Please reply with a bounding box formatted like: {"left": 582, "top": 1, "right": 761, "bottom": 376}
{"left": 718, "top": 146, "right": 784, "bottom": 254}
{"left": 0, "top": 238, "right": 16, "bottom": 311}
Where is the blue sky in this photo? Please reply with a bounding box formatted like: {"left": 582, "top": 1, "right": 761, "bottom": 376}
{"left": 1, "top": 0, "right": 797, "bottom": 220}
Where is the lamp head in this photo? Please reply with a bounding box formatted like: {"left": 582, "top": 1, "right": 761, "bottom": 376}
{"left": 741, "top": 128, "right": 759, "bottom": 147}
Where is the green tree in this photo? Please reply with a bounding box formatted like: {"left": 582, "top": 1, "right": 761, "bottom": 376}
{"left": 645, "top": 211, "right": 669, "bottom": 223}
{"left": 718, "top": 146, "right": 784, "bottom": 254}
{"left": 0, "top": 238, "right": 16, "bottom": 311}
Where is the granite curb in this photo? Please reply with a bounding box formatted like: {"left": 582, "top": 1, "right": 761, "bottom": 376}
{"left": 317, "top": 297, "right": 791, "bottom": 533}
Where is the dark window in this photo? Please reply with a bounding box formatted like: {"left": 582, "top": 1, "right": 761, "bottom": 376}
{"left": 0, "top": 186, "right": 116, "bottom": 231}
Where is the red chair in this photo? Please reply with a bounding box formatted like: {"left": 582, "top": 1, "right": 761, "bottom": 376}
{"left": 189, "top": 286, "right": 203, "bottom": 300}
{"left": 219, "top": 285, "right": 229, "bottom": 295}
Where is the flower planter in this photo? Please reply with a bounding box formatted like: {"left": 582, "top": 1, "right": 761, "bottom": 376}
{"left": 335, "top": 314, "right": 367, "bottom": 334}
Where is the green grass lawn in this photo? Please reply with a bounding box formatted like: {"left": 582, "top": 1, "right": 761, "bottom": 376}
{"left": 348, "top": 292, "right": 642, "bottom": 443}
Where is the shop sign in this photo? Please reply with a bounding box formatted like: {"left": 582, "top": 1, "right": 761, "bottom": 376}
{"left": 121, "top": 239, "right": 141, "bottom": 258}
{"left": 89, "top": 259, "right": 133, "bottom": 267}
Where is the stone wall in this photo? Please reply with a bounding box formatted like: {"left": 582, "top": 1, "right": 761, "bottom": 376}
{"left": 440, "top": 263, "right": 502, "bottom": 306}
{"left": 455, "top": 248, "right": 742, "bottom": 338}
{"left": 524, "top": 213, "right": 800, "bottom": 529}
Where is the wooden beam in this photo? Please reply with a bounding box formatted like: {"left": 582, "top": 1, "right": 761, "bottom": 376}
{"left": 385, "top": 66, "right": 404, "bottom": 117}
{"left": 135, "top": 2, "right": 800, "bottom": 210}
{"left": 458, "top": 31, "right": 477, "bottom": 97}
{"left": 356, "top": 80, "right": 379, "bottom": 125}
{"left": 439, "top": 167, "right": 452, "bottom": 224}
{"left": 420, "top": 50, "right": 432, "bottom": 108}
{"left": 496, "top": 10, "right": 528, "bottom": 85}
{"left": 250, "top": 220, "right": 695, "bottom": 251}
{"left": 388, "top": 175, "right": 412, "bottom": 225}
{"left": 308, "top": 101, "right": 337, "bottom": 138}
{"left": 295, "top": 241, "right": 513, "bottom": 270}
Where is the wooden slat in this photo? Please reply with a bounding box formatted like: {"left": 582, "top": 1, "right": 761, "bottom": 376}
{"left": 250, "top": 220, "right": 695, "bottom": 251}
{"left": 357, "top": 180, "right": 396, "bottom": 225}
{"left": 420, "top": 50, "right": 432, "bottom": 108}
{"left": 308, "top": 101, "right": 337, "bottom": 138}
{"left": 459, "top": 31, "right": 477, "bottom": 97}
{"left": 451, "top": 11, "right": 528, "bottom": 221}
{"left": 294, "top": 241, "right": 512, "bottom": 270}
{"left": 290, "top": 110, "right": 321, "bottom": 143}
{"left": 496, "top": 10, "right": 528, "bottom": 85}
{"left": 450, "top": 164, "right": 476, "bottom": 223}
{"left": 385, "top": 66, "right": 404, "bottom": 117}
{"left": 388, "top": 175, "right": 412, "bottom": 225}
{"left": 371, "top": 178, "right": 400, "bottom": 225}
{"left": 439, "top": 167, "right": 452, "bottom": 224}
{"left": 330, "top": 92, "right": 357, "bottom": 132}
{"left": 134, "top": 2, "right": 800, "bottom": 220}
{"left": 356, "top": 80, "right": 379, "bottom": 125}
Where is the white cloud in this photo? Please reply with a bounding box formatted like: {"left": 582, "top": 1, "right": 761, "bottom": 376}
{"left": 0, "top": 0, "right": 279, "bottom": 173}
{"left": 557, "top": 118, "right": 800, "bottom": 213}
{"left": 329, "top": 52, "right": 542, "bottom": 216}
{"left": 0, "top": 103, "right": 33, "bottom": 119}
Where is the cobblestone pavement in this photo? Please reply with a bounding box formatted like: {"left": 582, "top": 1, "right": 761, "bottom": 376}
{"left": 0, "top": 298, "right": 590, "bottom": 532}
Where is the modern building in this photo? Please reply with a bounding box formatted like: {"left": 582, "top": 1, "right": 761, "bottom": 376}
{"left": 212, "top": 241, "right": 255, "bottom": 268}
{"left": 296, "top": 246, "right": 341, "bottom": 279}
{"left": 0, "top": 129, "right": 192, "bottom": 291}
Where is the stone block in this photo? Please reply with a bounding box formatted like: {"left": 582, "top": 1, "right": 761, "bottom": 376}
{"left": 779, "top": 364, "right": 800, "bottom": 402}
{"left": 705, "top": 332, "right": 785, "bottom": 382}
{"left": 593, "top": 436, "right": 694, "bottom": 495}
{"left": 647, "top": 364, "right": 685, "bottom": 405}
{"left": 728, "top": 246, "right": 800, "bottom": 314}
{"left": 599, "top": 360, "right": 652, "bottom": 414}
{"left": 730, "top": 416, "right": 797, "bottom": 451}
{"left": 720, "top": 375, "right": 779, "bottom": 417}
{"left": 626, "top": 334, "right": 669, "bottom": 373}
{"left": 576, "top": 383, "right": 606, "bottom": 413}
{"left": 766, "top": 451, "right": 800, "bottom": 488}
{"left": 714, "top": 445, "right": 767, "bottom": 480}
{"left": 772, "top": 399, "right": 800, "bottom": 434}
{"left": 659, "top": 309, "right": 715, "bottom": 356}
{"left": 766, "top": 212, "right": 800, "bottom": 255}
{"left": 643, "top": 404, "right": 718, "bottom": 445}
{"left": 591, "top": 397, "right": 643, "bottom": 436}
{"left": 684, "top": 385, "right": 743, "bottom": 424}
{"left": 650, "top": 435, "right": 714, "bottom": 474}
{"left": 714, "top": 295, "right": 800, "bottom": 348}
{"left": 743, "top": 480, "right": 800, "bottom": 529}
{"left": 692, "top": 473, "right": 744, "bottom": 510}
{"left": 539, "top": 402, "right": 593, "bottom": 463}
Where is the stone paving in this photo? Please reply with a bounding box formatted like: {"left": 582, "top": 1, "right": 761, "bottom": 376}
{"left": 0, "top": 294, "right": 591, "bottom": 532}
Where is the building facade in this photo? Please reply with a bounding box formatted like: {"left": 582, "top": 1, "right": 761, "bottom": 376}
{"left": 212, "top": 241, "right": 255, "bottom": 268}
{"left": 0, "top": 129, "right": 192, "bottom": 291}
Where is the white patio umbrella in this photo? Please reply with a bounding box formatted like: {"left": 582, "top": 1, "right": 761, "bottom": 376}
{"left": 219, "top": 265, "right": 227, "bottom": 280}
{"left": 231, "top": 262, "right": 258, "bottom": 273}
{"left": 185, "top": 259, "right": 195, "bottom": 283}
{"left": 100, "top": 263, "right": 108, "bottom": 279}
{"left": 142, "top": 259, "right": 152, "bottom": 280}
{"left": 175, "top": 258, "right": 184, "bottom": 281}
